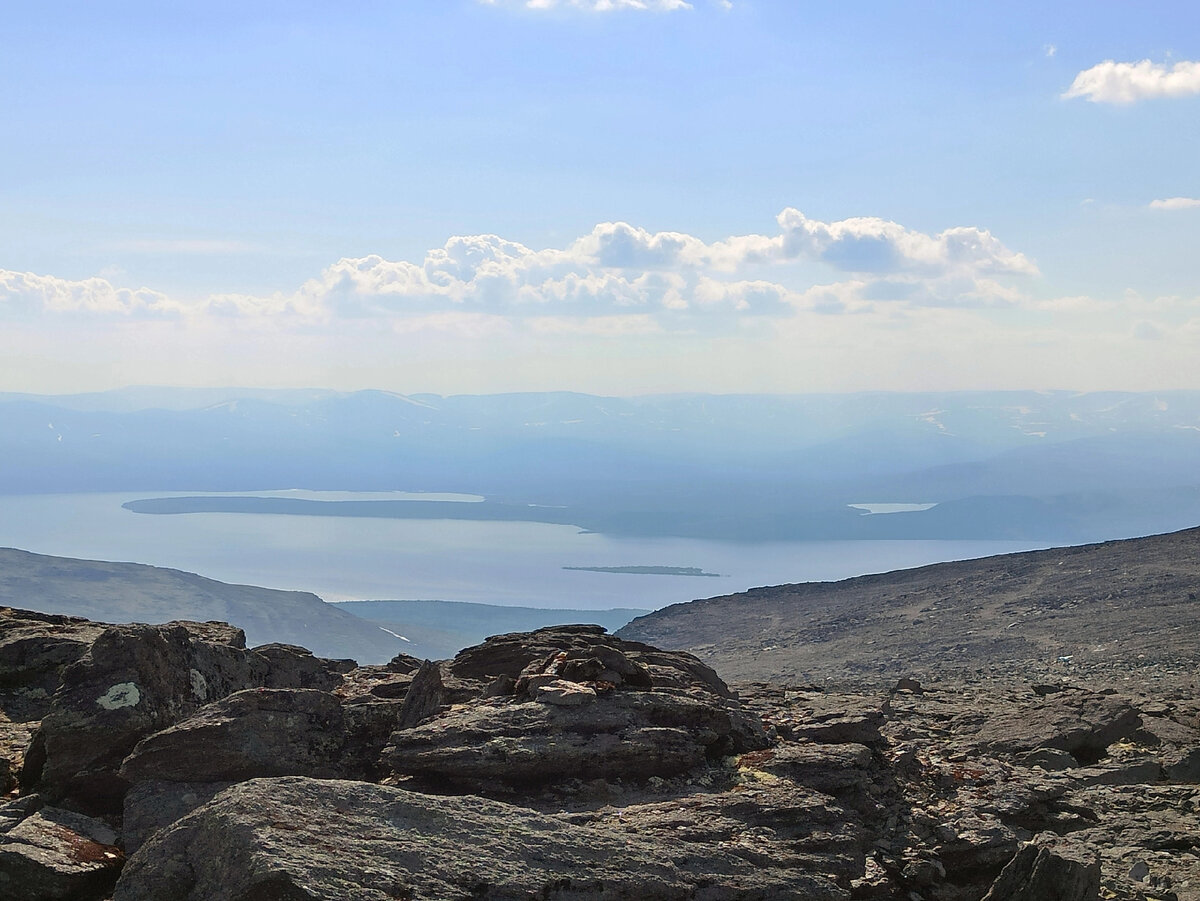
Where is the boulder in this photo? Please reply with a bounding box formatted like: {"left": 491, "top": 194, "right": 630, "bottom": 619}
{"left": 22, "top": 621, "right": 271, "bottom": 813}
{"left": 0, "top": 805, "right": 124, "bottom": 901}
{"left": 0, "top": 608, "right": 105, "bottom": 722}
{"left": 383, "top": 688, "right": 760, "bottom": 791}
{"left": 447, "top": 625, "right": 727, "bottom": 698}
{"left": 122, "top": 781, "right": 230, "bottom": 855}
{"left": 112, "top": 776, "right": 849, "bottom": 900}
{"left": 252, "top": 643, "right": 353, "bottom": 691}
{"left": 980, "top": 840, "right": 1100, "bottom": 901}
{"left": 972, "top": 692, "right": 1142, "bottom": 763}
{"left": 119, "top": 688, "right": 348, "bottom": 784}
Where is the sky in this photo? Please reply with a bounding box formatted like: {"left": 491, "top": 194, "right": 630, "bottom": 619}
{"left": 2, "top": 1, "right": 1198, "bottom": 396}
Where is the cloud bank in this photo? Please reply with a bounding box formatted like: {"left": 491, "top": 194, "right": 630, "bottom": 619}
{"left": 1064, "top": 59, "right": 1200, "bottom": 104}
{"left": 1, "top": 210, "right": 1037, "bottom": 333}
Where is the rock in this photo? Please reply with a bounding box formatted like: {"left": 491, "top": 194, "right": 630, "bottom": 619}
{"left": 1016, "top": 747, "right": 1079, "bottom": 771}
{"left": 0, "top": 805, "right": 124, "bottom": 901}
{"left": 394, "top": 659, "right": 445, "bottom": 730}
{"left": 980, "top": 840, "right": 1100, "bottom": 901}
{"left": 252, "top": 643, "right": 352, "bottom": 691}
{"left": 535, "top": 679, "right": 597, "bottom": 706}
{"left": 112, "top": 776, "right": 849, "bottom": 900}
{"left": 22, "top": 621, "right": 271, "bottom": 813}
{"left": 383, "top": 688, "right": 764, "bottom": 792}
{"left": 0, "top": 608, "right": 104, "bottom": 722}
{"left": 1072, "top": 759, "right": 1162, "bottom": 787}
{"left": 0, "top": 795, "right": 45, "bottom": 834}
{"left": 448, "top": 625, "right": 719, "bottom": 697}
{"left": 787, "top": 711, "right": 885, "bottom": 745}
{"left": 1164, "top": 748, "right": 1200, "bottom": 782}
{"left": 973, "top": 692, "right": 1142, "bottom": 763}
{"left": 742, "top": 742, "right": 874, "bottom": 798}
{"left": 122, "top": 780, "right": 230, "bottom": 855}
{"left": 119, "top": 689, "right": 348, "bottom": 784}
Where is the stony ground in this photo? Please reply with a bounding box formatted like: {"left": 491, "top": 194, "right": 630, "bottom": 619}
{"left": 2, "top": 520, "right": 1199, "bottom": 901}
{"left": 617, "top": 526, "right": 1200, "bottom": 687}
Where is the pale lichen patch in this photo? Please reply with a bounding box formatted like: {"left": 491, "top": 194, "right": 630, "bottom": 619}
{"left": 190, "top": 668, "right": 208, "bottom": 701}
{"left": 96, "top": 682, "right": 141, "bottom": 710}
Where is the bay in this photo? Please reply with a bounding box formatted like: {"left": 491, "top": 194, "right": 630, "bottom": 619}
{"left": 0, "top": 492, "right": 1055, "bottom": 611}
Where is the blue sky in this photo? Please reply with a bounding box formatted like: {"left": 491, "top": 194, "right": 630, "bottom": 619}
{"left": 2, "top": 1, "right": 1198, "bottom": 394}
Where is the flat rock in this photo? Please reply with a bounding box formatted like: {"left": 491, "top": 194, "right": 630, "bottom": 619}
{"left": 0, "top": 805, "right": 124, "bottom": 901}
{"left": 112, "top": 776, "right": 849, "bottom": 900}
{"left": 972, "top": 692, "right": 1142, "bottom": 761}
{"left": 383, "top": 688, "right": 759, "bottom": 791}
{"left": 981, "top": 840, "right": 1101, "bottom": 901}
{"left": 119, "top": 688, "right": 348, "bottom": 784}
{"left": 122, "top": 780, "right": 230, "bottom": 855}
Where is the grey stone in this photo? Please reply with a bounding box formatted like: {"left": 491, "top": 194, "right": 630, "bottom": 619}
{"left": 112, "top": 776, "right": 849, "bottom": 901}
{"left": 980, "top": 841, "right": 1100, "bottom": 901}
{"left": 0, "top": 805, "right": 124, "bottom": 901}
{"left": 119, "top": 688, "right": 347, "bottom": 784}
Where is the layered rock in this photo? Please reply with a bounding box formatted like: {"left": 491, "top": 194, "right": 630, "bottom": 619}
{"left": 0, "top": 609, "right": 1198, "bottom": 900}
{"left": 381, "top": 626, "right": 767, "bottom": 793}
{"left": 113, "top": 776, "right": 850, "bottom": 901}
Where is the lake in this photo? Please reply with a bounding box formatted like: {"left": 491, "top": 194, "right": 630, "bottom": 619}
{"left": 0, "top": 492, "right": 1058, "bottom": 611}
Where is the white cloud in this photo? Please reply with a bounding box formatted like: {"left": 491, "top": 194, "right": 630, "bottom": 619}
{"left": 1063, "top": 59, "right": 1200, "bottom": 104}
{"left": 1044, "top": 44, "right": 1057, "bottom": 58}
{"left": 0, "top": 209, "right": 1037, "bottom": 336}
{"left": 0, "top": 269, "right": 181, "bottom": 318}
{"left": 1149, "top": 197, "right": 1200, "bottom": 210}
{"left": 1133, "top": 320, "right": 1164, "bottom": 341}
{"left": 773, "top": 209, "right": 1037, "bottom": 277}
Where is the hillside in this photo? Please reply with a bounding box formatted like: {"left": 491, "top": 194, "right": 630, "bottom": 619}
{"left": 335, "top": 599, "right": 649, "bottom": 660}
{"left": 0, "top": 547, "right": 405, "bottom": 663}
{"left": 617, "top": 525, "right": 1200, "bottom": 685}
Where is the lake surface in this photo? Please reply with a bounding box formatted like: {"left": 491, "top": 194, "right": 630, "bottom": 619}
{"left": 0, "top": 492, "right": 1059, "bottom": 611}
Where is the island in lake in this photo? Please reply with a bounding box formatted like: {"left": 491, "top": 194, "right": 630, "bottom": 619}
{"left": 562, "top": 565, "right": 725, "bottom": 577}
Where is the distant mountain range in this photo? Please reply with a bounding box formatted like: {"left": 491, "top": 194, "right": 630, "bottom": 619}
{"left": 3, "top": 387, "right": 1200, "bottom": 542}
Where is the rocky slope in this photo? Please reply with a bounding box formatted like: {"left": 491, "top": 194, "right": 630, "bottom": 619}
{"left": 1, "top": 605, "right": 1196, "bottom": 900}
{"left": 617, "top": 526, "right": 1200, "bottom": 686}
{"left": 0, "top": 548, "right": 404, "bottom": 663}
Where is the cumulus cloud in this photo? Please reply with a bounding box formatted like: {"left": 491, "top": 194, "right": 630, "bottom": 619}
{"left": 0, "top": 269, "right": 181, "bottom": 319}
{"left": 1063, "top": 59, "right": 1200, "bottom": 104}
{"left": 772, "top": 209, "right": 1037, "bottom": 277}
{"left": 1149, "top": 197, "right": 1200, "bottom": 210}
{"left": 1, "top": 209, "right": 1038, "bottom": 335}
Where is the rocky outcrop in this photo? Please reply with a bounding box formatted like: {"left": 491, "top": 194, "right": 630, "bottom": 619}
{"left": 119, "top": 689, "right": 348, "bottom": 784}
{"left": 381, "top": 626, "right": 766, "bottom": 793}
{"left": 12, "top": 611, "right": 357, "bottom": 815}
{"left": 113, "top": 776, "right": 850, "bottom": 901}
{"left": 21, "top": 620, "right": 271, "bottom": 813}
{"left": 981, "top": 840, "right": 1101, "bottom": 901}
{"left": 0, "top": 802, "right": 124, "bottom": 901}
{"left": 1, "top": 610, "right": 1198, "bottom": 900}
